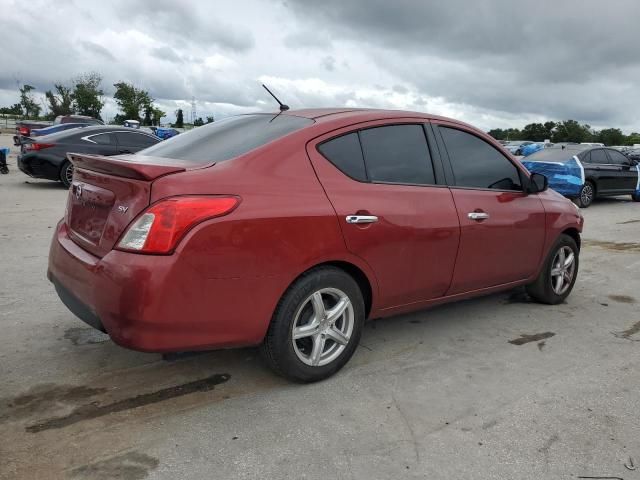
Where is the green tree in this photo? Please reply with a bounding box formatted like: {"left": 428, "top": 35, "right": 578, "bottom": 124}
{"left": 551, "top": 120, "right": 592, "bottom": 143}
{"left": 19, "top": 84, "right": 41, "bottom": 118}
{"left": 597, "top": 128, "right": 625, "bottom": 146}
{"left": 0, "top": 104, "right": 23, "bottom": 115}
{"left": 626, "top": 132, "right": 640, "bottom": 146}
{"left": 206, "top": 115, "right": 214, "bottom": 124}
{"left": 174, "top": 108, "right": 184, "bottom": 128}
{"left": 142, "top": 103, "right": 153, "bottom": 126}
{"left": 193, "top": 117, "right": 204, "bottom": 126}
{"left": 73, "top": 72, "right": 105, "bottom": 119}
{"left": 113, "top": 82, "right": 153, "bottom": 121}
{"left": 521, "top": 123, "right": 550, "bottom": 142}
{"left": 45, "top": 84, "right": 74, "bottom": 119}
{"left": 152, "top": 108, "right": 165, "bottom": 126}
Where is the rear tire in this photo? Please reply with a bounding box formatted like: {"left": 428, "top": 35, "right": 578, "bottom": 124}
{"left": 576, "top": 181, "right": 595, "bottom": 208}
{"left": 60, "top": 161, "right": 74, "bottom": 188}
{"left": 261, "top": 266, "right": 365, "bottom": 383}
{"left": 632, "top": 192, "right": 640, "bottom": 202}
{"left": 526, "top": 234, "right": 579, "bottom": 305}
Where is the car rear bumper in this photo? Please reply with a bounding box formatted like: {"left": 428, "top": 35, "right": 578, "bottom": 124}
{"left": 18, "top": 155, "right": 58, "bottom": 179}
{"left": 48, "top": 221, "right": 277, "bottom": 352}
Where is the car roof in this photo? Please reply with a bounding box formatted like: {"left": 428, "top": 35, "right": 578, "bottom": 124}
{"left": 36, "top": 125, "right": 157, "bottom": 141}
{"left": 277, "top": 108, "right": 477, "bottom": 131}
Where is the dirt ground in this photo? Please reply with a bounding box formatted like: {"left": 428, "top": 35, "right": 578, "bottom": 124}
{"left": 1, "top": 133, "right": 639, "bottom": 479}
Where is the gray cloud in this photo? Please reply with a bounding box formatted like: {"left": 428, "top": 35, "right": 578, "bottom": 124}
{"left": 81, "top": 41, "right": 117, "bottom": 62}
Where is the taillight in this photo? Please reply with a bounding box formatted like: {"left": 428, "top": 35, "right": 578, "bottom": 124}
{"left": 19, "top": 127, "right": 29, "bottom": 135}
{"left": 25, "top": 143, "right": 55, "bottom": 151}
{"left": 116, "top": 196, "right": 240, "bottom": 254}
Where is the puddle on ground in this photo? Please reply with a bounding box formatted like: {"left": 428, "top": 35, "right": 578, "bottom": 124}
{"left": 584, "top": 240, "right": 640, "bottom": 252}
{"left": 70, "top": 451, "right": 159, "bottom": 480}
{"left": 0, "top": 384, "right": 107, "bottom": 422}
{"left": 63, "top": 327, "right": 110, "bottom": 346}
{"left": 613, "top": 321, "right": 640, "bottom": 341}
{"left": 608, "top": 294, "right": 636, "bottom": 304}
{"left": 508, "top": 332, "right": 555, "bottom": 346}
{"left": 26, "top": 373, "right": 230, "bottom": 433}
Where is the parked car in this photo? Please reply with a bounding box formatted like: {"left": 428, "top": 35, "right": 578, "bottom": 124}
{"left": 53, "top": 115, "right": 104, "bottom": 126}
{"left": 520, "top": 142, "right": 544, "bottom": 157}
{"left": 48, "top": 109, "right": 583, "bottom": 382}
{"left": 14, "top": 120, "right": 51, "bottom": 145}
{"left": 18, "top": 125, "right": 160, "bottom": 187}
{"left": 624, "top": 148, "right": 640, "bottom": 163}
{"left": 504, "top": 140, "right": 534, "bottom": 155}
{"left": 13, "top": 115, "right": 103, "bottom": 145}
{"left": 150, "top": 126, "right": 180, "bottom": 140}
{"left": 522, "top": 145, "right": 640, "bottom": 207}
{"left": 30, "top": 123, "right": 92, "bottom": 137}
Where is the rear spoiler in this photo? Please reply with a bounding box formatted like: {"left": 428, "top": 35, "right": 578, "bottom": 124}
{"left": 67, "top": 153, "right": 187, "bottom": 181}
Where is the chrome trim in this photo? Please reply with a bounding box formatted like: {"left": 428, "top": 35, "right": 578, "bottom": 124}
{"left": 468, "top": 212, "right": 489, "bottom": 220}
{"left": 346, "top": 215, "right": 378, "bottom": 224}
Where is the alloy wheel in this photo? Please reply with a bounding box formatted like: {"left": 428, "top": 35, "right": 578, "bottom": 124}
{"left": 291, "top": 287, "right": 354, "bottom": 367}
{"left": 550, "top": 246, "right": 576, "bottom": 295}
{"left": 65, "top": 164, "right": 74, "bottom": 186}
{"left": 580, "top": 183, "right": 593, "bottom": 206}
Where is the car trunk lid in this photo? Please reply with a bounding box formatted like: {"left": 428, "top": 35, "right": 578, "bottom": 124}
{"left": 65, "top": 153, "right": 209, "bottom": 257}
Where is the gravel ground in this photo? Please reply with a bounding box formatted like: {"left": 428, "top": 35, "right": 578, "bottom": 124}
{"left": 1, "top": 133, "right": 639, "bottom": 480}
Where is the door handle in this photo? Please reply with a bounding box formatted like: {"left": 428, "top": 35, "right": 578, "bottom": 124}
{"left": 468, "top": 212, "right": 489, "bottom": 221}
{"left": 119, "top": 149, "right": 132, "bottom": 154}
{"left": 346, "top": 215, "right": 378, "bottom": 224}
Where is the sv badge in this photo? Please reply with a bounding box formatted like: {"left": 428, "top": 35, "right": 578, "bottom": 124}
{"left": 117, "top": 205, "right": 129, "bottom": 214}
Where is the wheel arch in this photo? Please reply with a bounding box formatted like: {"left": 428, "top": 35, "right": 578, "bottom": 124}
{"left": 562, "top": 227, "right": 581, "bottom": 250}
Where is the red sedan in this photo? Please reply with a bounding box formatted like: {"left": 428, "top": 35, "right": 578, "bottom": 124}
{"left": 48, "top": 109, "right": 583, "bottom": 382}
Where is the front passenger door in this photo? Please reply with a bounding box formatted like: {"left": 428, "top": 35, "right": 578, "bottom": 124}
{"left": 605, "top": 149, "right": 638, "bottom": 192}
{"left": 434, "top": 124, "right": 546, "bottom": 295}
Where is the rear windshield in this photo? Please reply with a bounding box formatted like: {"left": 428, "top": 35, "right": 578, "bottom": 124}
{"left": 525, "top": 147, "right": 588, "bottom": 162}
{"left": 139, "top": 114, "right": 314, "bottom": 164}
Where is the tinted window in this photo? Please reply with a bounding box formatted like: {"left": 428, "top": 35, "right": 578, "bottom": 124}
{"left": 115, "top": 132, "right": 159, "bottom": 147}
{"left": 359, "top": 125, "right": 435, "bottom": 184}
{"left": 318, "top": 133, "right": 367, "bottom": 181}
{"left": 89, "top": 133, "right": 114, "bottom": 145}
{"left": 606, "top": 149, "right": 629, "bottom": 165}
{"left": 589, "top": 149, "right": 608, "bottom": 164}
{"left": 440, "top": 127, "right": 522, "bottom": 190}
{"left": 139, "top": 114, "right": 313, "bottom": 165}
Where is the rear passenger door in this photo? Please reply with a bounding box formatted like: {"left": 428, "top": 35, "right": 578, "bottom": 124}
{"left": 433, "top": 123, "right": 546, "bottom": 294}
{"left": 80, "top": 132, "right": 118, "bottom": 155}
{"left": 307, "top": 121, "right": 460, "bottom": 309}
{"left": 114, "top": 131, "right": 159, "bottom": 154}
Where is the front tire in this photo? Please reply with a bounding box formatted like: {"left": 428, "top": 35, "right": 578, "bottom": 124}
{"left": 261, "top": 266, "right": 365, "bottom": 382}
{"left": 632, "top": 192, "right": 640, "bottom": 202}
{"left": 526, "top": 234, "right": 579, "bottom": 305}
{"left": 576, "top": 181, "right": 595, "bottom": 208}
{"left": 60, "top": 161, "right": 74, "bottom": 188}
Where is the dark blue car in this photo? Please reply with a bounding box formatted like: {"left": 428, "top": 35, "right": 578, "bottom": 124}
{"left": 522, "top": 145, "right": 640, "bottom": 207}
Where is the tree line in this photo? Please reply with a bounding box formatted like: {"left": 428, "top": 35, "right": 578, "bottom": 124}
{"left": 0, "top": 72, "right": 211, "bottom": 128}
{"left": 488, "top": 120, "right": 640, "bottom": 146}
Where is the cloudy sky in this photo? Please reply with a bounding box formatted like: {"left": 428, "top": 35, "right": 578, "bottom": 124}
{"left": 1, "top": 0, "right": 639, "bottom": 131}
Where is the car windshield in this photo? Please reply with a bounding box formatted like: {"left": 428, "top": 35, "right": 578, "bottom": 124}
{"left": 139, "top": 114, "right": 314, "bottom": 164}
{"left": 524, "top": 146, "right": 589, "bottom": 162}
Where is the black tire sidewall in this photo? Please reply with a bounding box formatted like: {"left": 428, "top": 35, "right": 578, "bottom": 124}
{"left": 263, "top": 267, "right": 365, "bottom": 382}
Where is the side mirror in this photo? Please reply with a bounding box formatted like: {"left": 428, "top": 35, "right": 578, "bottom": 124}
{"left": 527, "top": 172, "right": 548, "bottom": 194}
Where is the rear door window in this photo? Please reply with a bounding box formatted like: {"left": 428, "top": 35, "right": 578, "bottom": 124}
{"left": 440, "top": 126, "right": 522, "bottom": 191}
{"left": 317, "top": 133, "right": 367, "bottom": 181}
{"left": 359, "top": 125, "right": 435, "bottom": 185}
{"left": 139, "top": 114, "right": 313, "bottom": 164}
{"left": 88, "top": 133, "right": 115, "bottom": 145}
{"left": 115, "top": 132, "right": 158, "bottom": 147}
{"left": 589, "top": 149, "right": 608, "bottom": 164}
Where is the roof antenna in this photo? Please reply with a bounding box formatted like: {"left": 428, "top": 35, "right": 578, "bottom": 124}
{"left": 262, "top": 84, "right": 289, "bottom": 112}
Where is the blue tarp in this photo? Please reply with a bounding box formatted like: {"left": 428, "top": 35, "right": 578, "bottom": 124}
{"left": 521, "top": 143, "right": 543, "bottom": 157}
{"left": 522, "top": 156, "right": 584, "bottom": 198}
